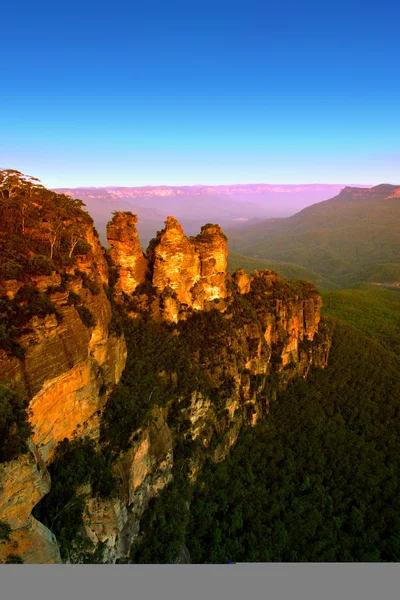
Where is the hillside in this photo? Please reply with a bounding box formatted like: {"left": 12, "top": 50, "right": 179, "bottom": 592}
{"left": 322, "top": 284, "right": 400, "bottom": 355}
{"left": 226, "top": 185, "right": 400, "bottom": 287}
{"left": 227, "top": 251, "right": 338, "bottom": 291}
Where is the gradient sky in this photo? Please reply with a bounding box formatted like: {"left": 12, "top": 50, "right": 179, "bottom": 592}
{"left": 1, "top": 0, "right": 399, "bottom": 187}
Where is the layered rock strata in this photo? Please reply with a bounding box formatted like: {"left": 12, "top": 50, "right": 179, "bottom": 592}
{"left": 0, "top": 220, "right": 127, "bottom": 562}
{"left": 0, "top": 210, "right": 331, "bottom": 564}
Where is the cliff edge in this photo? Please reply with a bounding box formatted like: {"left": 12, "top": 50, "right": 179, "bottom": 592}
{"left": 0, "top": 172, "right": 331, "bottom": 563}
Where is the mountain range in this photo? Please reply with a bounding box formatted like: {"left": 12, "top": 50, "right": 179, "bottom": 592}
{"left": 54, "top": 183, "right": 372, "bottom": 246}
{"left": 226, "top": 184, "right": 400, "bottom": 287}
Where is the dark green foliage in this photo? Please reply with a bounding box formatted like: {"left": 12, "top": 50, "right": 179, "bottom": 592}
{"left": 104, "top": 251, "right": 120, "bottom": 290}
{"left": 5, "top": 554, "right": 23, "bottom": 564}
{"left": 0, "top": 260, "right": 24, "bottom": 281}
{"left": 100, "top": 309, "right": 237, "bottom": 454}
{"left": 0, "top": 383, "right": 32, "bottom": 463}
{"left": 76, "top": 306, "right": 96, "bottom": 328}
{"left": 0, "top": 520, "right": 12, "bottom": 541}
{"left": 133, "top": 280, "right": 158, "bottom": 298}
{"left": 0, "top": 285, "right": 61, "bottom": 358}
{"left": 185, "top": 319, "right": 400, "bottom": 562}
{"left": 28, "top": 255, "right": 56, "bottom": 276}
{"left": 323, "top": 284, "right": 400, "bottom": 355}
{"left": 73, "top": 239, "right": 92, "bottom": 256}
{"left": 0, "top": 286, "right": 62, "bottom": 356}
{"left": 75, "top": 270, "right": 100, "bottom": 295}
{"left": 100, "top": 318, "right": 186, "bottom": 452}
{"left": 226, "top": 293, "right": 258, "bottom": 327}
{"left": 67, "top": 290, "right": 82, "bottom": 306}
{"left": 14, "top": 286, "right": 58, "bottom": 317}
{"left": 130, "top": 476, "right": 191, "bottom": 563}
{"left": 59, "top": 273, "right": 74, "bottom": 292}
{"left": 32, "top": 437, "right": 117, "bottom": 560}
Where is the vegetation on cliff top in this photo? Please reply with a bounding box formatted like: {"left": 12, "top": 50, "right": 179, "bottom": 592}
{"left": 0, "top": 169, "right": 93, "bottom": 274}
{"left": 100, "top": 308, "right": 236, "bottom": 454}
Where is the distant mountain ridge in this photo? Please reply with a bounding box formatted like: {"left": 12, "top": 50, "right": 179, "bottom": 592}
{"left": 55, "top": 183, "right": 371, "bottom": 197}
{"left": 226, "top": 184, "right": 400, "bottom": 287}
{"left": 53, "top": 183, "right": 372, "bottom": 247}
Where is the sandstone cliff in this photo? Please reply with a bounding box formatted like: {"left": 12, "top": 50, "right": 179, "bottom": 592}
{"left": 0, "top": 187, "right": 331, "bottom": 564}
{"left": 0, "top": 178, "right": 127, "bottom": 562}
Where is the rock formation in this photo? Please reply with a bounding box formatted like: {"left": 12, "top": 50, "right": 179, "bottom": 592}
{"left": 107, "top": 212, "right": 149, "bottom": 295}
{"left": 0, "top": 191, "right": 332, "bottom": 564}
{"left": 107, "top": 214, "right": 229, "bottom": 318}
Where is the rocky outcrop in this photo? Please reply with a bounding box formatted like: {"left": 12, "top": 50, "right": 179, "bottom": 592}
{"left": 107, "top": 212, "right": 149, "bottom": 295}
{"left": 149, "top": 216, "right": 202, "bottom": 306}
{"left": 0, "top": 441, "right": 61, "bottom": 563}
{"left": 1, "top": 206, "right": 332, "bottom": 564}
{"left": 0, "top": 441, "right": 50, "bottom": 530}
{"left": 0, "top": 516, "right": 61, "bottom": 564}
{"left": 108, "top": 214, "right": 229, "bottom": 320}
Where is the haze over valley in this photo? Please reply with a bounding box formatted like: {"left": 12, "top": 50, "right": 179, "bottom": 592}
{"left": 54, "top": 183, "right": 372, "bottom": 247}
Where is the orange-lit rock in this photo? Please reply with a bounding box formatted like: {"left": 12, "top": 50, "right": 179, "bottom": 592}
{"left": 0, "top": 204, "right": 332, "bottom": 564}
{"left": 0, "top": 441, "right": 49, "bottom": 529}
{"left": 150, "top": 216, "right": 201, "bottom": 305}
{"left": 115, "top": 407, "right": 173, "bottom": 507}
{"left": 107, "top": 212, "right": 149, "bottom": 295}
{"left": 232, "top": 268, "right": 251, "bottom": 294}
{"left": 0, "top": 516, "right": 61, "bottom": 564}
{"left": 144, "top": 217, "right": 229, "bottom": 318}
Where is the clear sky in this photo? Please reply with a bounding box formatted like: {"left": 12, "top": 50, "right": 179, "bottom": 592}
{"left": 1, "top": 0, "right": 399, "bottom": 187}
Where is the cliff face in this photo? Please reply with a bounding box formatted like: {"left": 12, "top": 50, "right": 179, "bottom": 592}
{"left": 0, "top": 197, "right": 331, "bottom": 564}
{"left": 0, "top": 189, "right": 127, "bottom": 563}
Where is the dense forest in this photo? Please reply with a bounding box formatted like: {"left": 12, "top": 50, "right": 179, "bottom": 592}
{"left": 131, "top": 319, "right": 400, "bottom": 562}
{"left": 322, "top": 285, "right": 400, "bottom": 355}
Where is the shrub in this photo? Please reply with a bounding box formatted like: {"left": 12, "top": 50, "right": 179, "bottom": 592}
{"left": 14, "top": 286, "right": 57, "bottom": 317}
{"left": 28, "top": 255, "right": 56, "bottom": 276}
{"left": 73, "top": 240, "right": 92, "bottom": 256}
{"left": 0, "top": 260, "right": 24, "bottom": 281}
{"left": 32, "top": 437, "right": 117, "bottom": 560}
{"left": 74, "top": 270, "right": 100, "bottom": 295}
{"left": 76, "top": 306, "right": 96, "bottom": 328}
{"left": 67, "top": 291, "right": 82, "bottom": 306}
{"left": 0, "top": 520, "right": 12, "bottom": 541}
{"left": 0, "top": 383, "right": 32, "bottom": 463}
{"left": 5, "top": 554, "right": 23, "bottom": 564}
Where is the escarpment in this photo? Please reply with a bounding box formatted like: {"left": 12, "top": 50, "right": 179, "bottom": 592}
{"left": 0, "top": 177, "right": 332, "bottom": 565}
{"left": 0, "top": 175, "right": 127, "bottom": 563}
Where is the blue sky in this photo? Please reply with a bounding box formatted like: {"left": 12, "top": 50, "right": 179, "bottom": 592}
{"left": 1, "top": 0, "right": 399, "bottom": 187}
